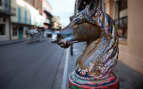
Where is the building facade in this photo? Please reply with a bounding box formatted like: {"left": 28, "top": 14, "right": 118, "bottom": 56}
{"left": 0, "top": 0, "right": 11, "bottom": 41}
{"left": 52, "top": 16, "right": 62, "bottom": 30}
{"left": 104, "top": 0, "right": 143, "bottom": 89}
{"left": 10, "top": 0, "right": 47, "bottom": 40}
{"left": 0, "top": 0, "right": 52, "bottom": 41}
{"left": 42, "top": 0, "right": 53, "bottom": 29}
{"left": 104, "top": 0, "right": 128, "bottom": 40}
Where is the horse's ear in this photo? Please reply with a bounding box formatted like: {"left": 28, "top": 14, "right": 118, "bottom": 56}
{"left": 89, "top": 2, "right": 94, "bottom": 10}
{"left": 70, "top": 16, "right": 74, "bottom": 22}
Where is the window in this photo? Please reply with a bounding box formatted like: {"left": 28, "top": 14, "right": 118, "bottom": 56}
{"left": 0, "top": 24, "right": 5, "bottom": 35}
{"left": 118, "top": 0, "right": 128, "bottom": 40}
{"left": 118, "top": 17, "right": 128, "bottom": 39}
{"left": 18, "top": 8, "right": 22, "bottom": 22}
{"left": 119, "top": 0, "right": 127, "bottom": 11}
{"left": 4, "top": 0, "right": 9, "bottom": 11}
{"left": 24, "top": 11, "right": 27, "bottom": 24}
{"left": 12, "top": 26, "right": 17, "bottom": 36}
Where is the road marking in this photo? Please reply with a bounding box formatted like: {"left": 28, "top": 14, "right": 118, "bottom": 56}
{"left": 61, "top": 48, "right": 70, "bottom": 89}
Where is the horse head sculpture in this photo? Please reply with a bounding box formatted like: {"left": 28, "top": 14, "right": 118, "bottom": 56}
{"left": 56, "top": 0, "right": 119, "bottom": 88}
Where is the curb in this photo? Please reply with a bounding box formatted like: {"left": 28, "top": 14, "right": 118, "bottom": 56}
{"left": 0, "top": 39, "right": 26, "bottom": 47}
{"left": 61, "top": 48, "right": 70, "bottom": 89}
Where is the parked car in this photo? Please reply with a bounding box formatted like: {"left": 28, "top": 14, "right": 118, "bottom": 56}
{"left": 45, "top": 29, "right": 53, "bottom": 38}
{"left": 51, "top": 31, "right": 60, "bottom": 43}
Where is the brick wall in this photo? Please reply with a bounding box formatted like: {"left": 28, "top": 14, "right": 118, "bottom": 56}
{"left": 105, "top": 0, "right": 114, "bottom": 18}
{"left": 24, "top": 0, "right": 42, "bottom": 14}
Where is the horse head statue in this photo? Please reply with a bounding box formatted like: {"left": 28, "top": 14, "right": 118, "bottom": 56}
{"left": 56, "top": 0, "right": 119, "bottom": 87}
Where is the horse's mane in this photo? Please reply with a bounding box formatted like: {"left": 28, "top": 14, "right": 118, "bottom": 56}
{"left": 73, "top": 7, "right": 119, "bottom": 77}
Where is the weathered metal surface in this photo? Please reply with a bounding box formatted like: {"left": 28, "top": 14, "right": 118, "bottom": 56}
{"left": 55, "top": 0, "right": 119, "bottom": 88}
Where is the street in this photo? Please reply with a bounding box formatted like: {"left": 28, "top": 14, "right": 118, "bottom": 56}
{"left": 0, "top": 40, "right": 143, "bottom": 89}
{"left": 0, "top": 40, "right": 64, "bottom": 89}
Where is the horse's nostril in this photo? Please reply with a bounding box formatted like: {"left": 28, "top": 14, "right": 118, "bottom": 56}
{"left": 58, "top": 42, "right": 70, "bottom": 48}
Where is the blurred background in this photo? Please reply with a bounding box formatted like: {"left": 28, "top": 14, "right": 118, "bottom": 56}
{"left": 0, "top": 0, "right": 128, "bottom": 41}
{"left": 0, "top": 0, "right": 128, "bottom": 40}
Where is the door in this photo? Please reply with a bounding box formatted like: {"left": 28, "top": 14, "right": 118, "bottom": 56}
{"left": 18, "top": 27, "right": 23, "bottom": 39}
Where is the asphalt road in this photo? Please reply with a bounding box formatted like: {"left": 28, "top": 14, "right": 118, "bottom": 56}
{"left": 0, "top": 40, "right": 64, "bottom": 89}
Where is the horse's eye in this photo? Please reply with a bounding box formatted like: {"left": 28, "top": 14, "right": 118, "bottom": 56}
{"left": 74, "top": 18, "right": 82, "bottom": 24}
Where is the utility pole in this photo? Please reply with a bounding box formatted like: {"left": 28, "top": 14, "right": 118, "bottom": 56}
{"left": 9, "top": 0, "right": 12, "bottom": 40}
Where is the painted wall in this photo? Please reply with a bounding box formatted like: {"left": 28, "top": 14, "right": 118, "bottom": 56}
{"left": 127, "top": 0, "right": 143, "bottom": 73}
{"left": 117, "top": 0, "right": 143, "bottom": 89}
{"left": 118, "top": 0, "right": 143, "bottom": 74}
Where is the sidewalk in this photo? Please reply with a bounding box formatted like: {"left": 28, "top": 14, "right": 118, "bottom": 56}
{"left": 66, "top": 43, "right": 143, "bottom": 89}
{"left": 0, "top": 39, "right": 26, "bottom": 46}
